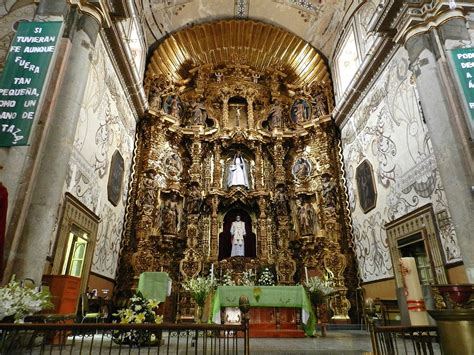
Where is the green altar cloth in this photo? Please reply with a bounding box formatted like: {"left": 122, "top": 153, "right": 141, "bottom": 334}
{"left": 211, "top": 285, "right": 316, "bottom": 336}
{"left": 137, "top": 272, "right": 171, "bottom": 302}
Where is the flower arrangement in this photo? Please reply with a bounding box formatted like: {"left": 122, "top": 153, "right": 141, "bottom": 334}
{"left": 112, "top": 291, "right": 163, "bottom": 346}
{"left": 241, "top": 269, "right": 256, "bottom": 286}
{"left": 221, "top": 271, "right": 235, "bottom": 286}
{"left": 304, "top": 276, "right": 334, "bottom": 305}
{"left": 0, "top": 276, "right": 53, "bottom": 322}
{"left": 257, "top": 267, "right": 275, "bottom": 286}
{"left": 182, "top": 275, "right": 216, "bottom": 306}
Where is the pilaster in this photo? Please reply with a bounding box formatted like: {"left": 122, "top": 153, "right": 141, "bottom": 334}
{"left": 8, "top": 11, "right": 100, "bottom": 283}
{"left": 404, "top": 15, "right": 474, "bottom": 282}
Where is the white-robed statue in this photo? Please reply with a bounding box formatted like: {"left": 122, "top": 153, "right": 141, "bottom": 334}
{"left": 227, "top": 152, "right": 249, "bottom": 188}
{"left": 230, "top": 215, "right": 246, "bottom": 256}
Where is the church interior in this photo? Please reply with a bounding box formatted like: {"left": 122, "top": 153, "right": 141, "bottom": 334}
{"left": 0, "top": 0, "right": 473, "bottom": 352}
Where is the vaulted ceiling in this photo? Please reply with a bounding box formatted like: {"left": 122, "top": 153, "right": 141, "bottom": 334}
{"left": 139, "top": 0, "right": 352, "bottom": 60}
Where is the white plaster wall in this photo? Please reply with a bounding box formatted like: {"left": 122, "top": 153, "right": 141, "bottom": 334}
{"left": 62, "top": 35, "right": 136, "bottom": 279}
{"left": 341, "top": 48, "right": 462, "bottom": 283}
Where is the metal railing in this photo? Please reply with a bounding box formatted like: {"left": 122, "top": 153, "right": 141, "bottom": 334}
{"left": 369, "top": 324, "right": 440, "bottom": 355}
{"left": 0, "top": 322, "right": 248, "bottom": 354}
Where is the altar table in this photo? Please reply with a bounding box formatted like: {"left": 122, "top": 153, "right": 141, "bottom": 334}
{"left": 137, "top": 272, "right": 172, "bottom": 302}
{"left": 211, "top": 285, "right": 316, "bottom": 336}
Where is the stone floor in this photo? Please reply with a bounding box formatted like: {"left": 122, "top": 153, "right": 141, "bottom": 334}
{"left": 7, "top": 329, "right": 374, "bottom": 354}
{"left": 246, "top": 330, "right": 372, "bottom": 354}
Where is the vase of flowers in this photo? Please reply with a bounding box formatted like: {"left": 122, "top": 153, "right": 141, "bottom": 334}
{"left": 304, "top": 276, "right": 334, "bottom": 331}
{"left": 0, "top": 276, "right": 53, "bottom": 323}
{"left": 112, "top": 291, "right": 163, "bottom": 346}
{"left": 182, "top": 275, "right": 216, "bottom": 323}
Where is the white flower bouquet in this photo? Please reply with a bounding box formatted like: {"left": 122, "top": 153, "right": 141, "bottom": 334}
{"left": 304, "top": 276, "right": 334, "bottom": 305}
{"left": 241, "top": 269, "right": 256, "bottom": 286}
{"left": 221, "top": 271, "right": 235, "bottom": 286}
{"left": 0, "top": 276, "right": 53, "bottom": 322}
{"left": 182, "top": 275, "right": 216, "bottom": 306}
{"left": 257, "top": 267, "right": 275, "bottom": 286}
{"left": 113, "top": 291, "right": 163, "bottom": 346}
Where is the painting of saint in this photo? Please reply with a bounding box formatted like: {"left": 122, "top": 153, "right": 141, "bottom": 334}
{"left": 355, "top": 159, "right": 377, "bottom": 213}
{"left": 292, "top": 157, "right": 312, "bottom": 181}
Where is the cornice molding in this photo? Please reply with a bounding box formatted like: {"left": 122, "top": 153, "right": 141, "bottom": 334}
{"left": 333, "top": 34, "right": 399, "bottom": 128}
{"left": 102, "top": 25, "right": 146, "bottom": 118}
{"left": 333, "top": 1, "right": 473, "bottom": 129}
{"left": 393, "top": 3, "right": 472, "bottom": 44}
{"left": 67, "top": 0, "right": 111, "bottom": 27}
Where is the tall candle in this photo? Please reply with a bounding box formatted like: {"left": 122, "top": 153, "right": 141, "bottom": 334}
{"left": 305, "top": 267, "right": 309, "bottom": 283}
{"left": 400, "top": 257, "right": 429, "bottom": 326}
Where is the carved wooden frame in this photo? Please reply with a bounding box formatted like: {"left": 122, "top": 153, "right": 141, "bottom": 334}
{"left": 385, "top": 203, "right": 448, "bottom": 289}
{"left": 51, "top": 193, "right": 100, "bottom": 299}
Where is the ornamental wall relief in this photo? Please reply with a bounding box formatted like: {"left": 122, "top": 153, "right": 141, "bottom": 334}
{"left": 341, "top": 48, "right": 462, "bottom": 282}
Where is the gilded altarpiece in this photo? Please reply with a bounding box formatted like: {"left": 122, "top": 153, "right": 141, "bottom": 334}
{"left": 116, "top": 20, "right": 358, "bottom": 322}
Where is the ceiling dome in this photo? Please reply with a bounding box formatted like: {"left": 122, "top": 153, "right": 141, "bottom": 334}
{"left": 147, "top": 19, "right": 330, "bottom": 88}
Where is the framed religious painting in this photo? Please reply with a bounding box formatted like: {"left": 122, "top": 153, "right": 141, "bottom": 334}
{"left": 355, "top": 159, "right": 377, "bottom": 213}
{"left": 292, "top": 156, "right": 312, "bottom": 182}
{"left": 107, "top": 150, "right": 125, "bottom": 206}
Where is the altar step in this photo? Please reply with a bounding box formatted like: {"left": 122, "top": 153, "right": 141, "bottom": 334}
{"left": 249, "top": 324, "right": 306, "bottom": 338}
{"left": 249, "top": 328, "right": 306, "bottom": 338}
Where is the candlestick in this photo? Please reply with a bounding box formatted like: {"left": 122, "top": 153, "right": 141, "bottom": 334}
{"left": 305, "top": 267, "right": 309, "bottom": 284}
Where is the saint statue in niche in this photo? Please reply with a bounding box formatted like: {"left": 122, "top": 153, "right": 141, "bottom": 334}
{"left": 163, "top": 95, "right": 184, "bottom": 119}
{"left": 230, "top": 215, "right": 246, "bottom": 257}
{"left": 227, "top": 152, "right": 249, "bottom": 188}
{"left": 218, "top": 209, "right": 256, "bottom": 260}
{"left": 161, "top": 196, "right": 180, "bottom": 235}
{"left": 296, "top": 199, "right": 317, "bottom": 236}
{"left": 290, "top": 98, "right": 311, "bottom": 125}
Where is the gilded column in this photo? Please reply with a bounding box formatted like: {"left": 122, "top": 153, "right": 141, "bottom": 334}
{"left": 209, "top": 196, "right": 219, "bottom": 261}
{"left": 222, "top": 96, "right": 229, "bottom": 128}
{"left": 257, "top": 197, "right": 268, "bottom": 260}
{"left": 212, "top": 143, "right": 222, "bottom": 190}
{"left": 190, "top": 134, "right": 202, "bottom": 184}
{"left": 247, "top": 97, "right": 254, "bottom": 129}
{"left": 273, "top": 138, "right": 285, "bottom": 186}
{"left": 254, "top": 143, "right": 263, "bottom": 190}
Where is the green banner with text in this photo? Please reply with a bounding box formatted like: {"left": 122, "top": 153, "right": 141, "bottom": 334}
{"left": 450, "top": 47, "right": 474, "bottom": 136}
{"left": 0, "top": 21, "right": 62, "bottom": 147}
